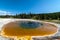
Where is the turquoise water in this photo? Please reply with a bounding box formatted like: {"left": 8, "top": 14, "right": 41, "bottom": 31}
{"left": 18, "top": 21, "right": 43, "bottom": 29}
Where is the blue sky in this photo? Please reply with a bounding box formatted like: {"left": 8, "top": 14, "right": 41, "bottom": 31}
{"left": 0, "top": 0, "right": 60, "bottom": 15}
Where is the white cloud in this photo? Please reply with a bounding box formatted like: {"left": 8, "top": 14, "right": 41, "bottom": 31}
{"left": 0, "top": 10, "right": 14, "bottom": 15}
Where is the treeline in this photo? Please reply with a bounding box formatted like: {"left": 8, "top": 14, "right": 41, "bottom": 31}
{"left": 0, "top": 12, "right": 60, "bottom": 20}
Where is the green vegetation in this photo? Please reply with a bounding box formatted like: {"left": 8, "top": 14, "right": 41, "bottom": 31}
{"left": 0, "top": 12, "right": 60, "bottom": 20}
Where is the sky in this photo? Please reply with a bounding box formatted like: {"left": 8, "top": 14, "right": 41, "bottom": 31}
{"left": 0, "top": 0, "right": 60, "bottom": 15}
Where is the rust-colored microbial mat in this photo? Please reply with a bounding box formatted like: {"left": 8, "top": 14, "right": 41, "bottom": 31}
{"left": 1, "top": 20, "right": 58, "bottom": 40}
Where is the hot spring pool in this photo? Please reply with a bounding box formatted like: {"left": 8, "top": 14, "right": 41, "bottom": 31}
{"left": 1, "top": 19, "right": 58, "bottom": 38}
{"left": 18, "top": 21, "right": 43, "bottom": 29}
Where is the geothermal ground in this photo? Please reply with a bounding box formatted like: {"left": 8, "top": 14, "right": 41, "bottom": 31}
{"left": 0, "top": 18, "right": 60, "bottom": 40}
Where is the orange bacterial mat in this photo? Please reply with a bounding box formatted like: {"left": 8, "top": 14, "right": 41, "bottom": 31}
{"left": 1, "top": 20, "right": 58, "bottom": 40}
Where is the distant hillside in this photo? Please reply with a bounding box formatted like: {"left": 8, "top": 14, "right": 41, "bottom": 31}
{"left": 0, "top": 12, "right": 60, "bottom": 20}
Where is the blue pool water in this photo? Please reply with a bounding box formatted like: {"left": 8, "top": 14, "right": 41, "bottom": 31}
{"left": 18, "top": 21, "right": 43, "bottom": 29}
